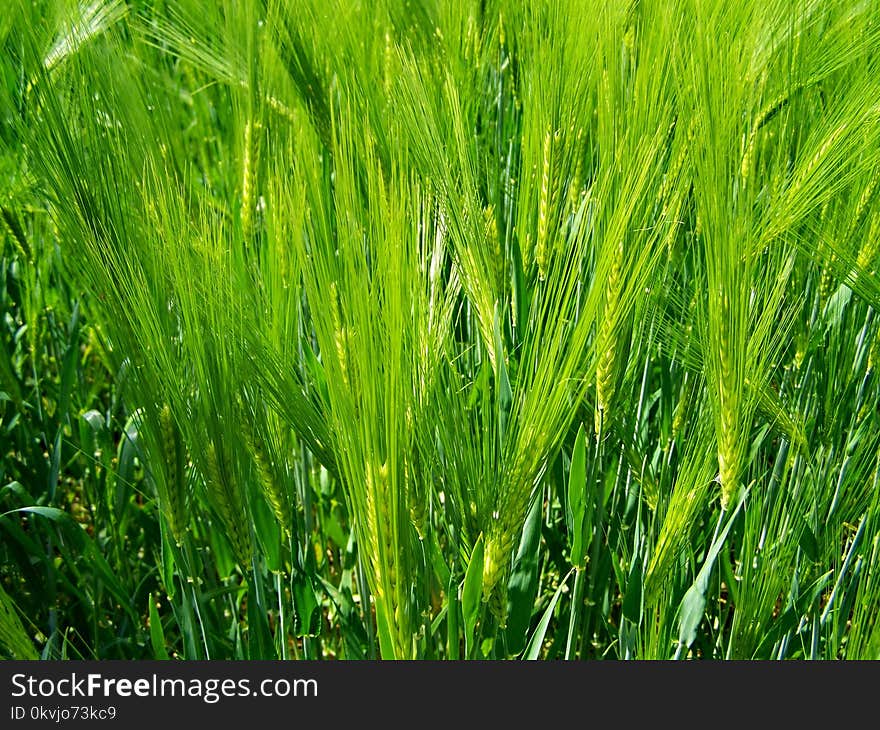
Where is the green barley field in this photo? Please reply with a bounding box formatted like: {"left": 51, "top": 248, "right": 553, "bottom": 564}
{"left": 1, "top": 0, "right": 880, "bottom": 661}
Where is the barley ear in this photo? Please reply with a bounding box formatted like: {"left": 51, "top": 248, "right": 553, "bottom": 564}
{"left": 535, "top": 127, "right": 553, "bottom": 280}
{"left": 717, "top": 314, "right": 741, "bottom": 510}
{"left": 158, "top": 404, "right": 188, "bottom": 545}
{"left": 595, "top": 239, "right": 624, "bottom": 434}
{"left": 205, "top": 442, "right": 252, "bottom": 567}
{"left": 241, "top": 118, "right": 261, "bottom": 240}
{"left": 242, "top": 418, "right": 292, "bottom": 539}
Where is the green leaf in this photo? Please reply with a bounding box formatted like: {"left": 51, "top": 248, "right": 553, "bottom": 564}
{"left": 822, "top": 284, "right": 852, "bottom": 334}
{"left": 462, "top": 534, "right": 484, "bottom": 658}
{"left": 430, "top": 533, "right": 451, "bottom": 589}
{"left": 524, "top": 569, "right": 574, "bottom": 660}
{"left": 148, "top": 595, "right": 169, "bottom": 660}
{"left": 114, "top": 414, "right": 139, "bottom": 519}
{"left": 799, "top": 523, "right": 819, "bottom": 563}
{"left": 493, "top": 306, "right": 512, "bottom": 446}
{"left": 81, "top": 409, "right": 105, "bottom": 433}
{"left": 247, "top": 577, "right": 277, "bottom": 659}
{"left": 56, "top": 301, "right": 80, "bottom": 426}
{"left": 0, "top": 481, "right": 33, "bottom": 503}
{"left": 251, "top": 496, "right": 282, "bottom": 574}
{"left": 622, "top": 556, "right": 643, "bottom": 625}
{"left": 447, "top": 568, "right": 460, "bottom": 660}
{"left": 505, "top": 495, "right": 544, "bottom": 655}
{"left": 2, "top": 505, "right": 67, "bottom": 521}
{"left": 374, "top": 598, "right": 396, "bottom": 660}
{"left": 567, "top": 424, "right": 587, "bottom": 566}
{"left": 1, "top": 506, "right": 138, "bottom": 624}
{"left": 0, "top": 582, "right": 36, "bottom": 660}
{"left": 47, "top": 428, "right": 62, "bottom": 500}
{"left": 291, "top": 569, "right": 320, "bottom": 638}
{"left": 677, "top": 492, "right": 747, "bottom": 654}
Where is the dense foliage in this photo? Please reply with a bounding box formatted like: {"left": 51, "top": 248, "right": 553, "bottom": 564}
{"left": 2, "top": 0, "right": 880, "bottom": 660}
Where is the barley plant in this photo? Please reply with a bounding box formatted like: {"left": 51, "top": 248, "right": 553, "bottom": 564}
{"left": 1, "top": 0, "right": 880, "bottom": 660}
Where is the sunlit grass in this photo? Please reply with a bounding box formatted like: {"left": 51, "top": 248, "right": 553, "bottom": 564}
{"left": 1, "top": 0, "right": 879, "bottom": 660}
